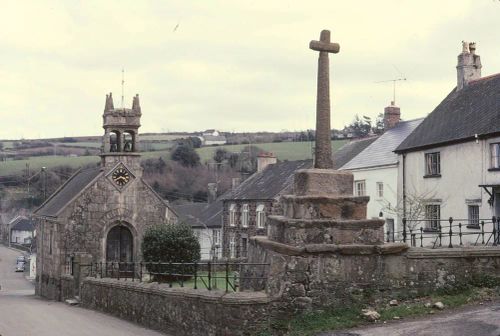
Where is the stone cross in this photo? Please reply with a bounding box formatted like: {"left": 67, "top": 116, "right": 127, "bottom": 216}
{"left": 310, "top": 30, "right": 340, "bottom": 169}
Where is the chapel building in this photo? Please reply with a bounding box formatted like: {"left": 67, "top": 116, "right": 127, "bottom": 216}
{"left": 34, "top": 93, "right": 177, "bottom": 300}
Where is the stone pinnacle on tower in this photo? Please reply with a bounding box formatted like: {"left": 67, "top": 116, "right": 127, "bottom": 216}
{"left": 310, "top": 30, "right": 340, "bottom": 169}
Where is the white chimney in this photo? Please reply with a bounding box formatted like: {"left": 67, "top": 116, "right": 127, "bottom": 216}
{"left": 257, "top": 152, "right": 277, "bottom": 172}
{"left": 456, "top": 41, "right": 482, "bottom": 90}
{"left": 231, "top": 178, "right": 241, "bottom": 191}
{"left": 207, "top": 183, "right": 217, "bottom": 204}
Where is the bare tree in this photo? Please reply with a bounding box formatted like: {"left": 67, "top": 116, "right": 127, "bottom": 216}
{"left": 379, "top": 186, "right": 443, "bottom": 231}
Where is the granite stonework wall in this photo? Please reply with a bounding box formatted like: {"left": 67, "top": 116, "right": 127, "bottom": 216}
{"left": 81, "top": 278, "right": 271, "bottom": 336}
{"left": 244, "top": 238, "right": 500, "bottom": 313}
{"left": 242, "top": 168, "right": 500, "bottom": 316}
{"left": 36, "top": 170, "right": 175, "bottom": 301}
{"left": 222, "top": 199, "right": 274, "bottom": 258}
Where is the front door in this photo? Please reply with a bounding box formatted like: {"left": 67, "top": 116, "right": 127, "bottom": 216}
{"left": 495, "top": 193, "right": 500, "bottom": 244}
{"left": 106, "top": 225, "right": 133, "bottom": 262}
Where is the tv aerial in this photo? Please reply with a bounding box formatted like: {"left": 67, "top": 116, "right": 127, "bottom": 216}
{"left": 375, "top": 65, "right": 407, "bottom": 105}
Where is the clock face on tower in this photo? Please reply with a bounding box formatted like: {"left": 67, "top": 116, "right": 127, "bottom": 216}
{"left": 112, "top": 167, "right": 131, "bottom": 186}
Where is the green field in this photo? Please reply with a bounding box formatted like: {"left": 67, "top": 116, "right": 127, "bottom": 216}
{"left": 0, "top": 141, "right": 347, "bottom": 177}
{"left": 55, "top": 142, "right": 101, "bottom": 148}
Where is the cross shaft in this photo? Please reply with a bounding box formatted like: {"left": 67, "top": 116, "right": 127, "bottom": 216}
{"left": 310, "top": 30, "right": 340, "bottom": 169}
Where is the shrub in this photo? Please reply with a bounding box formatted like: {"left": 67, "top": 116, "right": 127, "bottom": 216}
{"left": 142, "top": 223, "right": 201, "bottom": 282}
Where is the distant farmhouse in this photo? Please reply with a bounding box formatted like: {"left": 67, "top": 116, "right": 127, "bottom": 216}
{"left": 200, "top": 129, "right": 227, "bottom": 146}
{"left": 33, "top": 93, "right": 177, "bottom": 300}
{"left": 393, "top": 42, "right": 500, "bottom": 243}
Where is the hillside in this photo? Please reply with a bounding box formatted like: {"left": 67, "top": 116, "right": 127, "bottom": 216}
{"left": 0, "top": 141, "right": 347, "bottom": 177}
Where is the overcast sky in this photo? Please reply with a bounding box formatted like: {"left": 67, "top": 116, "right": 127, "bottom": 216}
{"left": 0, "top": 0, "right": 499, "bottom": 139}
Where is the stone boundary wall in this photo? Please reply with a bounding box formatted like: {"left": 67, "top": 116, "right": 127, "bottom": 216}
{"left": 246, "top": 237, "right": 500, "bottom": 313}
{"left": 81, "top": 278, "right": 271, "bottom": 336}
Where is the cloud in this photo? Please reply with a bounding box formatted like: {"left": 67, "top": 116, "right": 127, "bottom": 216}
{"left": 0, "top": 0, "right": 499, "bottom": 139}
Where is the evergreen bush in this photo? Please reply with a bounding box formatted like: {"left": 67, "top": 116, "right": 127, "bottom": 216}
{"left": 142, "top": 223, "right": 201, "bottom": 282}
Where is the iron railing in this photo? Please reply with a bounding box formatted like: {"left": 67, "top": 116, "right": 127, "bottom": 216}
{"left": 70, "top": 261, "right": 269, "bottom": 292}
{"left": 387, "top": 217, "right": 500, "bottom": 248}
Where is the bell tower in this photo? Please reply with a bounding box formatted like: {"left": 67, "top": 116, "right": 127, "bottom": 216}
{"left": 100, "top": 92, "right": 142, "bottom": 176}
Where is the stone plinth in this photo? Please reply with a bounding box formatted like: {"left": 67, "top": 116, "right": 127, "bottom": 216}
{"left": 270, "top": 169, "right": 384, "bottom": 246}
{"left": 268, "top": 215, "right": 384, "bottom": 246}
{"left": 282, "top": 195, "right": 368, "bottom": 220}
{"left": 294, "top": 169, "right": 353, "bottom": 196}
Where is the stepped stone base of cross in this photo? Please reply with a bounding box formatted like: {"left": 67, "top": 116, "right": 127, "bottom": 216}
{"left": 263, "top": 167, "right": 385, "bottom": 246}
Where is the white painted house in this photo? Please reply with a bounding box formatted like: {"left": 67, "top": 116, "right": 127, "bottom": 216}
{"left": 201, "top": 130, "right": 227, "bottom": 146}
{"left": 340, "top": 109, "right": 423, "bottom": 240}
{"left": 9, "top": 216, "right": 34, "bottom": 245}
{"left": 395, "top": 42, "right": 500, "bottom": 246}
{"left": 172, "top": 185, "right": 223, "bottom": 261}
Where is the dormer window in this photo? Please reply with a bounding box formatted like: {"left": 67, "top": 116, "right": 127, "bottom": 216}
{"left": 424, "top": 152, "right": 441, "bottom": 177}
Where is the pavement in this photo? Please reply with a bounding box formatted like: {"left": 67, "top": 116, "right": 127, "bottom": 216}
{"left": 0, "top": 244, "right": 166, "bottom": 336}
{"left": 321, "top": 302, "right": 500, "bottom": 336}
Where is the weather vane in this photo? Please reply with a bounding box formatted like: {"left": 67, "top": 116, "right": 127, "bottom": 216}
{"left": 121, "top": 68, "right": 125, "bottom": 109}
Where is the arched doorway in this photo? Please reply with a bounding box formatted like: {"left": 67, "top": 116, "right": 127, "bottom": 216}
{"left": 106, "top": 225, "right": 133, "bottom": 263}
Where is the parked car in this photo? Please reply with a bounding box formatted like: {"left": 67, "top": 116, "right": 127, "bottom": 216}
{"left": 16, "top": 255, "right": 26, "bottom": 263}
{"left": 15, "top": 261, "right": 25, "bottom": 272}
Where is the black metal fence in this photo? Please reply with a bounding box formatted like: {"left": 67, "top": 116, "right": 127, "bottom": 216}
{"left": 70, "top": 261, "right": 269, "bottom": 292}
{"left": 387, "top": 217, "right": 500, "bottom": 248}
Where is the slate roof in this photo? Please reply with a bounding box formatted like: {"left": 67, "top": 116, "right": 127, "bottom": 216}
{"left": 34, "top": 167, "right": 102, "bottom": 217}
{"left": 222, "top": 160, "right": 312, "bottom": 201}
{"left": 396, "top": 74, "right": 500, "bottom": 153}
{"left": 341, "top": 119, "right": 424, "bottom": 170}
{"left": 332, "top": 137, "right": 379, "bottom": 169}
{"left": 173, "top": 199, "right": 223, "bottom": 229}
{"left": 11, "top": 217, "right": 35, "bottom": 232}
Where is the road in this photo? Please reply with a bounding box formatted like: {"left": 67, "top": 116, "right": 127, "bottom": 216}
{"left": 0, "top": 244, "right": 165, "bottom": 336}
{"left": 322, "top": 303, "right": 500, "bottom": 336}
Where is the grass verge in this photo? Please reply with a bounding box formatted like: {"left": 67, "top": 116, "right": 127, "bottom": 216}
{"left": 258, "top": 278, "right": 500, "bottom": 336}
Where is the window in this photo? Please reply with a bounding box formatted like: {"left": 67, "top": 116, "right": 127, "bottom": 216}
{"left": 354, "top": 180, "right": 366, "bottom": 196}
{"left": 425, "top": 204, "right": 441, "bottom": 230}
{"left": 468, "top": 205, "right": 480, "bottom": 227}
{"left": 256, "top": 204, "right": 266, "bottom": 229}
{"left": 425, "top": 152, "right": 441, "bottom": 176}
{"left": 241, "top": 204, "right": 249, "bottom": 227}
{"left": 229, "top": 204, "right": 236, "bottom": 226}
{"left": 241, "top": 238, "right": 248, "bottom": 258}
{"left": 229, "top": 235, "right": 236, "bottom": 259}
{"left": 490, "top": 143, "right": 500, "bottom": 169}
{"left": 49, "top": 230, "right": 53, "bottom": 255}
{"left": 376, "top": 182, "right": 384, "bottom": 198}
{"left": 212, "top": 229, "right": 220, "bottom": 246}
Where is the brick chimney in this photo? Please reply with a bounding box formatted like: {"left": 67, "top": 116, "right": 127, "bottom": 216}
{"left": 207, "top": 183, "right": 217, "bottom": 204}
{"left": 457, "top": 41, "right": 482, "bottom": 90}
{"left": 257, "top": 152, "right": 277, "bottom": 172}
{"left": 383, "top": 101, "right": 401, "bottom": 130}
